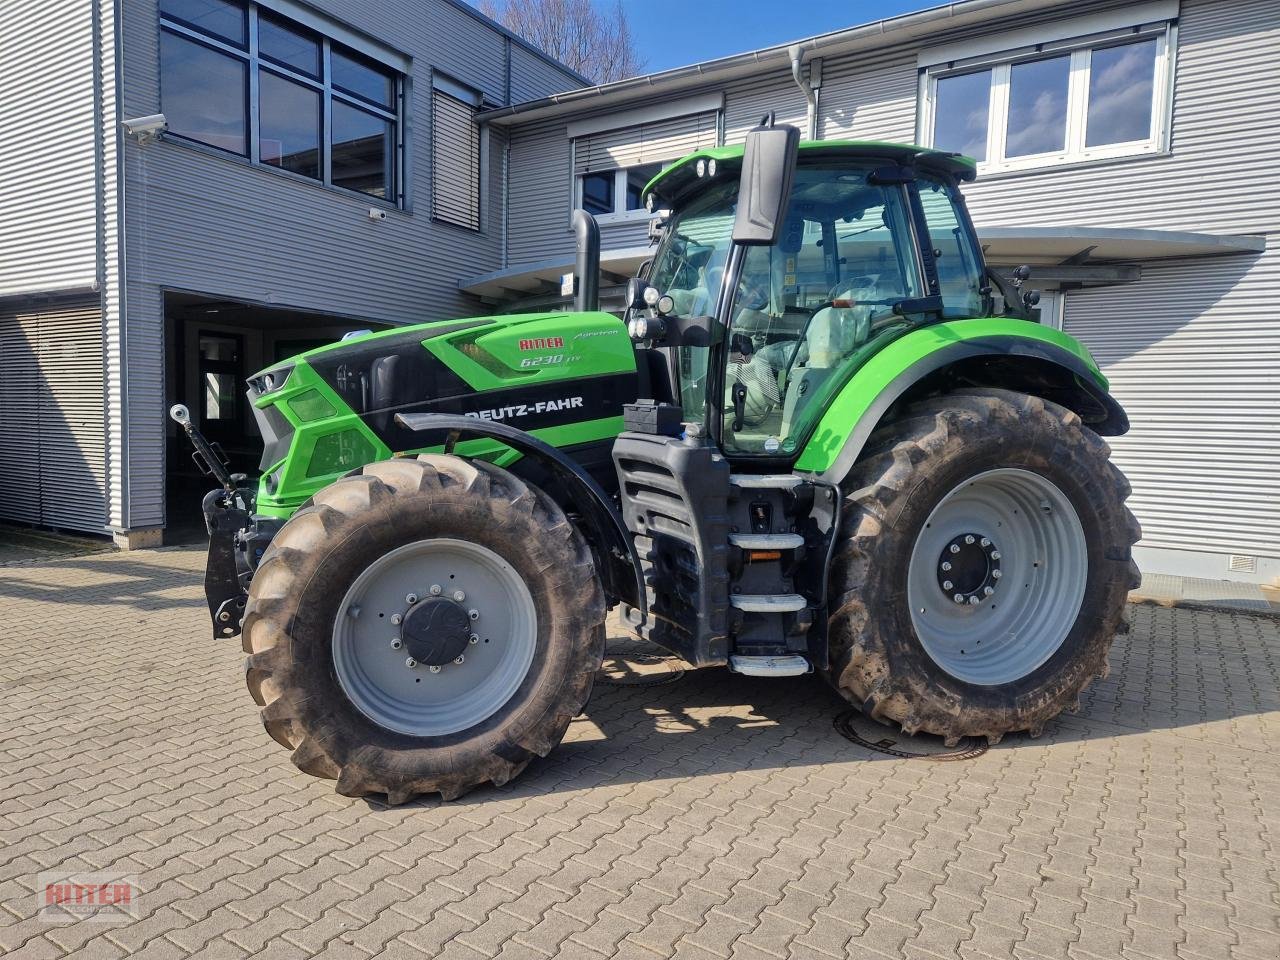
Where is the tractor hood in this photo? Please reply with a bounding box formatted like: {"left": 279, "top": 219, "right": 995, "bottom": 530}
{"left": 244, "top": 311, "right": 639, "bottom": 516}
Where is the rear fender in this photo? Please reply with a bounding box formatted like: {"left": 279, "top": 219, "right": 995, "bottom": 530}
{"left": 395, "top": 413, "right": 644, "bottom": 614}
{"left": 795, "top": 319, "right": 1129, "bottom": 485}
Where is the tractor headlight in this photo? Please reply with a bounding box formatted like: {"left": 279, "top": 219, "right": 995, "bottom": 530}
{"left": 627, "top": 316, "right": 668, "bottom": 343}
{"left": 248, "top": 363, "right": 294, "bottom": 398}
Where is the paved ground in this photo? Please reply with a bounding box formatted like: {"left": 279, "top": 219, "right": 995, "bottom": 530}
{"left": 1, "top": 547, "right": 1278, "bottom": 960}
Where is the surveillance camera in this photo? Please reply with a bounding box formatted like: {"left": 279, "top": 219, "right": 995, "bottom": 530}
{"left": 122, "top": 114, "right": 168, "bottom": 143}
{"left": 368, "top": 207, "right": 388, "bottom": 222}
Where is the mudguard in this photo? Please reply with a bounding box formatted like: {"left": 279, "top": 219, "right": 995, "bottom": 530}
{"left": 795, "top": 318, "right": 1129, "bottom": 484}
{"left": 395, "top": 412, "right": 645, "bottom": 615}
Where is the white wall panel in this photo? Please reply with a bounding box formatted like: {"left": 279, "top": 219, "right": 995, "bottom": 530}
{"left": 0, "top": 1, "right": 98, "bottom": 296}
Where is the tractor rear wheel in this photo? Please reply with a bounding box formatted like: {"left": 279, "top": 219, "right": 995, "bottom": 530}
{"left": 241, "top": 454, "right": 605, "bottom": 803}
{"left": 826, "top": 389, "right": 1141, "bottom": 744}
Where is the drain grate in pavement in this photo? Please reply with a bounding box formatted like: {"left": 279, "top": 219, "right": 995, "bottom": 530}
{"left": 833, "top": 709, "right": 988, "bottom": 761}
{"left": 597, "top": 640, "right": 685, "bottom": 686}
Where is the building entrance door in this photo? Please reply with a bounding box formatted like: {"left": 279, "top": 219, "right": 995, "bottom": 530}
{"left": 197, "top": 331, "right": 245, "bottom": 448}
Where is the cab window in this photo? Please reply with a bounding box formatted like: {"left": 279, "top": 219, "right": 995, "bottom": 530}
{"left": 720, "top": 164, "right": 923, "bottom": 456}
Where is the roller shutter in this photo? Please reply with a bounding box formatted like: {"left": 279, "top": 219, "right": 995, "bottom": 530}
{"left": 0, "top": 296, "right": 106, "bottom": 532}
{"left": 573, "top": 111, "right": 719, "bottom": 174}
{"left": 431, "top": 87, "right": 481, "bottom": 231}
{"left": 1062, "top": 243, "right": 1280, "bottom": 566}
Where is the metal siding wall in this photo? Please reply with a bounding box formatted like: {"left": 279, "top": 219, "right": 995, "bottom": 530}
{"left": 115, "top": 0, "right": 580, "bottom": 528}
{"left": 0, "top": 297, "right": 107, "bottom": 533}
{"left": 509, "top": 45, "right": 580, "bottom": 103}
{"left": 0, "top": 0, "right": 99, "bottom": 296}
{"left": 507, "top": 117, "right": 573, "bottom": 267}
{"left": 1063, "top": 241, "right": 1280, "bottom": 561}
{"left": 818, "top": 47, "right": 918, "bottom": 142}
{"left": 721, "top": 69, "right": 809, "bottom": 144}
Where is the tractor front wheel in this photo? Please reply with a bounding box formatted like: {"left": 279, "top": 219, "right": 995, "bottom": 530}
{"left": 241, "top": 455, "right": 605, "bottom": 803}
{"left": 826, "top": 389, "right": 1141, "bottom": 744}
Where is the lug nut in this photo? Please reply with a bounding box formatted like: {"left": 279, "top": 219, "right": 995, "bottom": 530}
{"left": 390, "top": 613, "right": 402, "bottom": 625}
{"left": 991, "top": 551, "right": 1001, "bottom": 561}
{"left": 942, "top": 580, "right": 954, "bottom": 590}
{"left": 980, "top": 537, "right": 990, "bottom": 547}
{"left": 941, "top": 561, "right": 952, "bottom": 572}
{"left": 950, "top": 544, "right": 960, "bottom": 554}
{"left": 429, "top": 665, "right": 441, "bottom": 673}
{"left": 965, "top": 535, "right": 975, "bottom": 545}
{"left": 468, "top": 609, "right": 479, "bottom": 621}
{"left": 969, "top": 596, "right": 981, "bottom": 606}
{"left": 992, "top": 569, "right": 1003, "bottom": 580}
{"left": 405, "top": 593, "right": 418, "bottom": 605}
{"left": 984, "top": 586, "right": 994, "bottom": 596}
{"left": 452, "top": 590, "right": 465, "bottom": 602}
{"left": 469, "top": 634, "right": 479, "bottom": 644}
{"left": 430, "top": 584, "right": 442, "bottom": 596}
{"left": 953, "top": 593, "right": 965, "bottom": 604}
{"left": 391, "top": 638, "right": 402, "bottom": 650}
{"left": 405, "top": 657, "right": 417, "bottom": 668}
{"left": 454, "top": 654, "right": 465, "bottom": 665}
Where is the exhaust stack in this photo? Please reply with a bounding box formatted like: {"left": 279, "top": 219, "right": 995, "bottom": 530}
{"left": 572, "top": 209, "right": 600, "bottom": 312}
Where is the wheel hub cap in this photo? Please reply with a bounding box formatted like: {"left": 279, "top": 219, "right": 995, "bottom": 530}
{"left": 936, "top": 533, "right": 1001, "bottom": 605}
{"left": 906, "top": 468, "right": 1088, "bottom": 687}
{"left": 402, "top": 597, "right": 471, "bottom": 666}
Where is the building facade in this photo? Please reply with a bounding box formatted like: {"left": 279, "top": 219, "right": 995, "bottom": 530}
{"left": 0, "top": 0, "right": 582, "bottom": 545}
{"left": 1, "top": 0, "right": 1276, "bottom": 585}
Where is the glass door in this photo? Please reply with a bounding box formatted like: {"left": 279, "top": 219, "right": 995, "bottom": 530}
{"left": 198, "top": 331, "right": 245, "bottom": 446}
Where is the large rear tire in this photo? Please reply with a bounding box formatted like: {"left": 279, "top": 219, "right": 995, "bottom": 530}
{"left": 241, "top": 455, "right": 605, "bottom": 802}
{"left": 826, "top": 389, "right": 1141, "bottom": 744}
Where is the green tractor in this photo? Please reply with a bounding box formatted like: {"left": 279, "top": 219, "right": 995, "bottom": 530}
{"left": 174, "top": 120, "right": 1139, "bottom": 803}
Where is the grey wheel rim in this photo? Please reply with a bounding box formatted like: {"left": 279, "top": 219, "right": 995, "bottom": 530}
{"left": 332, "top": 538, "right": 537, "bottom": 737}
{"left": 907, "top": 468, "right": 1087, "bottom": 686}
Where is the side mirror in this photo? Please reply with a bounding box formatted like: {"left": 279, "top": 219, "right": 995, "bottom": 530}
{"left": 732, "top": 117, "right": 800, "bottom": 245}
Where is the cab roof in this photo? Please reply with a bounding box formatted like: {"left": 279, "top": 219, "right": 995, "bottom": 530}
{"left": 644, "top": 140, "right": 978, "bottom": 208}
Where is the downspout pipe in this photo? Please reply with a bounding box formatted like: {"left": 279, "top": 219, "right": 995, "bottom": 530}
{"left": 789, "top": 44, "right": 818, "bottom": 140}
{"left": 572, "top": 209, "right": 600, "bottom": 312}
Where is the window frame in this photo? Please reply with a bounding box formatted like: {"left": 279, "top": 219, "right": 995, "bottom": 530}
{"left": 918, "top": 20, "right": 1175, "bottom": 175}
{"left": 572, "top": 165, "right": 666, "bottom": 224}
{"left": 158, "top": 0, "right": 406, "bottom": 208}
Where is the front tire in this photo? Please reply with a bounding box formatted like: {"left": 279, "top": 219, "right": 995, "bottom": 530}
{"left": 826, "top": 390, "right": 1141, "bottom": 744}
{"left": 241, "top": 455, "right": 605, "bottom": 803}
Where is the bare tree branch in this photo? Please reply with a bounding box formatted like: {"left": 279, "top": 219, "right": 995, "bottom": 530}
{"left": 481, "top": 0, "right": 647, "bottom": 84}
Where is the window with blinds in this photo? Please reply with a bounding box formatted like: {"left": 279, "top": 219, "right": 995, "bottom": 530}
{"left": 431, "top": 84, "right": 481, "bottom": 230}
{"left": 573, "top": 110, "right": 719, "bottom": 219}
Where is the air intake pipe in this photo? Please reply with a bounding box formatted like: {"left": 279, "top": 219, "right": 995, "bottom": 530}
{"left": 573, "top": 209, "right": 600, "bottom": 312}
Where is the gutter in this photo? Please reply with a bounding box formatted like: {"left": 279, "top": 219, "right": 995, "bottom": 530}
{"left": 478, "top": 0, "right": 1054, "bottom": 124}
{"left": 788, "top": 45, "right": 819, "bottom": 140}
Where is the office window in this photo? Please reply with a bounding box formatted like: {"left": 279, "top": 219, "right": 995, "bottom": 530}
{"left": 573, "top": 111, "right": 717, "bottom": 221}
{"left": 430, "top": 80, "right": 482, "bottom": 230}
{"left": 159, "top": 0, "right": 403, "bottom": 204}
{"left": 921, "top": 23, "right": 1171, "bottom": 173}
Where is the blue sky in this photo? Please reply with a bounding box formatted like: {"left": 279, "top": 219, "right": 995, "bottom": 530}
{"left": 621, "top": 0, "right": 937, "bottom": 74}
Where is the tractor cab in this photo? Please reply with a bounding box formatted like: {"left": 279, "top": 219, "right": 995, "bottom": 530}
{"left": 609, "top": 124, "right": 998, "bottom": 674}
{"left": 628, "top": 130, "right": 989, "bottom": 462}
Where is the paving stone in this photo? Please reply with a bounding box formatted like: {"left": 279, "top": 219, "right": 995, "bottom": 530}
{"left": 2, "top": 550, "right": 1278, "bottom": 960}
